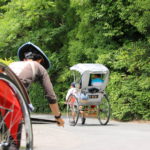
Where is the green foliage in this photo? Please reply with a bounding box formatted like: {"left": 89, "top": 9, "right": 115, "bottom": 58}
{"left": 64, "top": 0, "right": 150, "bottom": 121}
{"left": 0, "top": 0, "right": 66, "bottom": 57}
{"left": 96, "top": 41, "right": 150, "bottom": 121}
{"left": 0, "top": 58, "right": 13, "bottom": 65}
{"left": 0, "top": 0, "right": 150, "bottom": 121}
{"left": 29, "top": 83, "right": 50, "bottom": 113}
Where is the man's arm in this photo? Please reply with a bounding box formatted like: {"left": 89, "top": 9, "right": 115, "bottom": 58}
{"left": 49, "top": 103, "right": 64, "bottom": 127}
{"left": 37, "top": 64, "right": 64, "bottom": 126}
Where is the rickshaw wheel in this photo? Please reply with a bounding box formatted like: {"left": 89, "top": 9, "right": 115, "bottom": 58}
{"left": 67, "top": 95, "right": 80, "bottom": 126}
{"left": 0, "top": 74, "right": 33, "bottom": 150}
{"left": 97, "top": 94, "right": 110, "bottom": 125}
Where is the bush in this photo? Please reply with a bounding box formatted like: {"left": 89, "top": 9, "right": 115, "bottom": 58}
{"left": 0, "top": 58, "right": 13, "bottom": 65}
{"left": 29, "top": 83, "right": 51, "bottom": 113}
{"left": 96, "top": 41, "right": 150, "bottom": 121}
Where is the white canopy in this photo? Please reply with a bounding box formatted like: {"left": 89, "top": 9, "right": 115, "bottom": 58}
{"left": 70, "top": 63, "right": 109, "bottom": 74}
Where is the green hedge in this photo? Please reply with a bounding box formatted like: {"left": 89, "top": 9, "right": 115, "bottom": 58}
{"left": 96, "top": 41, "right": 150, "bottom": 121}
{"left": 28, "top": 83, "right": 51, "bottom": 113}
{"left": 0, "top": 59, "right": 13, "bottom": 65}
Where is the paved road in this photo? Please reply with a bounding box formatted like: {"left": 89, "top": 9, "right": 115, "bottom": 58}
{"left": 31, "top": 114, "right": 150, "bottom": 150}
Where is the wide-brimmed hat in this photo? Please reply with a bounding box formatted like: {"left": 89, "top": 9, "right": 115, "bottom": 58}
{"left": 18, "top": 42, "right": 50, "bottom": 69}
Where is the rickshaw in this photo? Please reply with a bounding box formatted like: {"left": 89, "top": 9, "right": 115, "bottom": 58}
{"left": 0, "top": 63, "right": 33, "bottom": 150}
{"left": 66, "top": 63, "right": 110, "bottom": 126}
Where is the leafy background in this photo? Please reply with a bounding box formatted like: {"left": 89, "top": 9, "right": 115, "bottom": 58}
{"left": 0, "top": 0, "right": 150, "bottom": 121}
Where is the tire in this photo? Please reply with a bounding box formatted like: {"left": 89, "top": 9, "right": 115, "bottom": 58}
{"left": 0, "top": 73, "right": 33, "bottom": 149}
{"left": 67, "top": 95, "right": 80, "bottom": 126}
{"left": 97, "top": 94, "right": 110, "bottom": 125}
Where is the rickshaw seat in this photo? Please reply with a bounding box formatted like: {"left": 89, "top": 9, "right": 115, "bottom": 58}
{"left": 88, "top": 87, "right": 100, "bottom": 93}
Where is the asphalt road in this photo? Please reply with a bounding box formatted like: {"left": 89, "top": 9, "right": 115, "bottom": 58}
{"left": 31, "top": 114, "right": 150, "bottom": 150}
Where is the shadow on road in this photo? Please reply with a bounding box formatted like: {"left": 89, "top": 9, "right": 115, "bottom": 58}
{"left": 76, "top": 123, "right": 117, "bottom": 127}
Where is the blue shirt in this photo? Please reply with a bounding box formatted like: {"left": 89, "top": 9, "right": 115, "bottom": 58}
{"left": 91, "top": 78, "right": 104, "bottom": 86}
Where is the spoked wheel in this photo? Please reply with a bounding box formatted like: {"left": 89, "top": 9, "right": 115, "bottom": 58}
{"left": 0, "top": 70, "right": 33, "bottom": 149}
{"left": 97, "top": 94, "right": 110, "bottom": 125}
{"left": 67, "top": 95, "right": 80, "bottom": 126}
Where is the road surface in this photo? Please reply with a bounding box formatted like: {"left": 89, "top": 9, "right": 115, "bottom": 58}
{"left": 31, "top": 114, "right": 150, "bottom": 150}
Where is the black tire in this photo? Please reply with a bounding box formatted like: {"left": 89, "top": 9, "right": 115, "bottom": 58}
{"left": 97, "top": 94, "right": 110, "bottom": 125}
{"left": 67, "top": 95, "right": 80, "bottom": 126}
{"left": 0, "top": 63, "right": 33, "bottom": 150}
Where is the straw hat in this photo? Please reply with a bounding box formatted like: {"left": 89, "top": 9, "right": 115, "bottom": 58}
{"left": 18, "top": 42, "right": 50, "bottom": 69}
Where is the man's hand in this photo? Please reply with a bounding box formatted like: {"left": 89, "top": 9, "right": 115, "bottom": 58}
{"left": 56, "top": 118, "right": 65, "bottom": 127}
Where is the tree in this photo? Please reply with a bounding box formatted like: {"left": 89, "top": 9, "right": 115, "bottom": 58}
{"left": 0, "top": 0, "right": 150, "bottom": 120}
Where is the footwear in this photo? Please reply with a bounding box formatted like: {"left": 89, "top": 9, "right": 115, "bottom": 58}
{"left": 2, "top": 145, "right": 19, "bottom": 150}
{"left": 8, "top": 145, "right": 18, "bottom": 150}
{"left": 70, "top": 120, "right": 76, "bottom": 126}
{"left": 81, "top": 117, "right": 86, "bottom": 125}
{"left": 2, "top": 145, "right": 18, "bottom": 150}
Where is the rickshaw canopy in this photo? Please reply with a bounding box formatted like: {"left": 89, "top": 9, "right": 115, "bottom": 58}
{"left": 70, "top": 63, "right": 109, "bottom": 90}
{"left": 70, "top": 63, "right": 109, "bottom": 74}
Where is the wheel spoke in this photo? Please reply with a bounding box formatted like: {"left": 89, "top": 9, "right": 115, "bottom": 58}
{"left": 97, "top": 95, "right": 110, "bottom": 125}
{"left": 0, "top": 65, "right": 33, "bottom": 150}
{"left": 67, "top": 95, "right": 79, "bottom": 126}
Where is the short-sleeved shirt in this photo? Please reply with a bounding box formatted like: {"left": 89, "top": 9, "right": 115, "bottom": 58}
{"left": 9, "top": 61, "right": 57, "bottom": 104}
{"left": 66, "top": 87, "right": 78, "bottom": 101}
